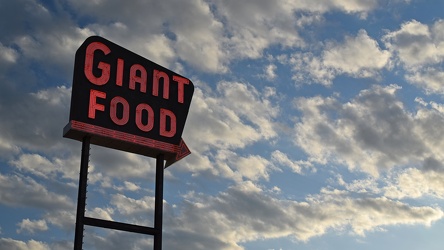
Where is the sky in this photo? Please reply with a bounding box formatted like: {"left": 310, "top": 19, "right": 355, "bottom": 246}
{"left": 1, "top": 0, "right": 444, "bottom": 249}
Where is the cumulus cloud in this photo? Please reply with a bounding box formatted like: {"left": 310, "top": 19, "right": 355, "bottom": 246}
{"left": 88, "top": 147, "right": 157, "bottom": 181}
{"left": 162, "top": 181, "right": 443, "bottom": 249}
{"left": 1, "top": 0, "right": 385, "bottom": 78}
{"left": 14, "top": 27, "right": 93, "bottom": 75}
{"left": 75, "top": 180, "right": 442, "bottom": 249}
{"left": 262, "top": 64, "right": 278, "bottom": 81}
{"left": 0, "top": 86, "right": 72, "bottom": 157}
{"left": 86, "top": 207, "right": 114, "bottom": 221}
{"left": 16, "top": 219, "right": 48, "bottom": 234}
{"left": 323, "top": 30, "right": 390, "bottom": 76}
{"left": 0, "top": 43, "right": 19, "bottom": 64}
{"left": 66, "top": 0, "right": 226, "bottom": 72}
{"left": 288, "top": 30, "right": 390, "bottom": 85}
{"left": 290, "top": 0, "right": 378, "bottom": 15}
{"left": 0, "top": 173, "right": 73, "bottom": 211}
{"left": 383, "top": 19, "right": 444, "bottom": 93}
{"left": 214, "top": 150, "right": 274, "bottom": 182}
{"left": 271, "top": 150, "right": 314, "bottom": 174}
{"left": 294, "top": 84, "right": 444, "bottom": 176}
{"left": 0, "top": 238, "right": 50, "bottom": 250}
{"left": 43, "top": 210, "right": 76, "bottom": 232}
{"left": 383, "top": 19, "right": 444, "bottom": 67}
{"left": 110, "top": 194, "right": 155, "bottom": 225}
{"left": 10, "top": 153, "right": 80, "bottom": 181}
{"left": 214, "top": 0, "right": 304, "bottom": 59}
{"left": 385, "top": 168, "right": 444, "bottom": 200}
{"left": 286, "top": 52, "right": 336, "bottom": 85}
{"left": 186, "top": 81, "right": 278, "bottom": 150}
{"left": 62, "top": 0, "right": 380, "bottom": 74}
{"left": 83, "top": 230, "right": 152, "bottom": 250}
{"left": 180, "top": 81, "right": 279, "bottom": 177}
{"left": 0, "top": 0, "right": 92, "bottom": 77}
{"left": 406, "top": 67, "right": 444, "bottom": 94}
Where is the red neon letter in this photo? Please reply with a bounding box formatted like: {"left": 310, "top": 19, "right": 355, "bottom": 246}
{"left": 172, "top": 75, "right": 189, "bottom": 103}
{"left": 160, "top": 108, "right": 176, "bottom": 137}
{"left": 88, "top": 89, "right": 106, "bottom": 119}
{"left": 116, "top": 58, "right": 124, "bottom": 86}
{"left": 135, "top": 103, "right": 154, "bottom": 132}
{"left": 129, "top": 64, "right": 147, "bottom": 93}
{"left": 153, "top": 70, "right": 170, "bottom": 99}
{"left": 110, "top": 96, "right": 129, "bottom": 126}
{"left": 84, "top": 42, "right": 111, "bottom": 85}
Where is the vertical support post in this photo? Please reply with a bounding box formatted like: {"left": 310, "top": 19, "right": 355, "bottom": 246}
{"left": 74, "top": 136, "right": 91, "bottom": 250}
{"left": 153, "top": 154, "right": 164, "bottom": 250}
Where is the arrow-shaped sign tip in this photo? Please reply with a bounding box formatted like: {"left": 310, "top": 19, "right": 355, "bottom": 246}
{"left": 165, "top": 139, "right": 191, "bottom": 168}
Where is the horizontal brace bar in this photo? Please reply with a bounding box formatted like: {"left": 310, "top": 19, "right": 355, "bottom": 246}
{"left": 84, "top": 217, "right": 159, "bottom": 235}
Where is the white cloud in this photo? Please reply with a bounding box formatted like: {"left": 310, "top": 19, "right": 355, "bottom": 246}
{"left": 86, "top": 207, "right": 114, "bottom": 221}
{"left": 293, "top": 84, "right": 444, "bottom": 176}
{"left": 215, "top": 0, "right": 378, "bottom": 58}
{"left": 406, "top": 67, "right": 444, "bottom": 94}
{"left": 123, "top": 181, "right": 141, "bottom": 192}
{"left": 383, "top": 19, "right": 444, "bottom": 67}
{"left": 9, "top": 151, "right": 88, "bottom": 184}
{"left": 14, "top": 27, "right": 93, "bottom": 76}
{"left": 287, "top": 52, "right": 336, "bottom": 85}
{"left": 185, "top": 81, "right": 278, "bottom": 151}
{"left": 0, "top": 43, "right": 19, "bottom": 64}
{"left": 110, "top": 180, "right": 143, "bottom": 192}
{"left": 142, "top": 34, "right": 176, "bottom": 68}
{"left": 179, "top": 81, "right": 279, "bottom": 178}
{"left": 262, "top": 64, "right": 278, "bottom": 81}
{"left": 83, "top": 230, "right": 152, "bottom": 250}
{"left": 383, "top": 165, "right": 444, "bottom": 200}
{"left": 43, "top": 210, "right": 75, "bottom": 232}
{"left": 16, "top": 219, "right": 48, "bottom": 234}
{"left": 215, "top": 150, "right": 273, "bottom": 182}
{"left": 383, "top": 19, "right": 444, "bottom": 94}
{"left": 0, "top": 86, "right": 72, "bottom": 156}
{"left": 64, "top": 0, "right": 381, "bottom": 74}
{"left": 0, "top": 0, "right": 50, "bottom": 41}
{"left": 271, "top": 150, "right": 314, "bottom": 174}
{"left": 110, "top": 194, "right": 155, "bottom": 225}
{"left": 0, "top": 173, "right": 73, "bottom": 211}
{"left": 214, "top": 0, "right": 304, "bottom": 59}
{"left": 67, "top": 0, "right": 226, "bottom": 73}
{"left": 0, "top": 238, "right": 50, "bottom": 250}
{"left": 323, "top": 30, "right": 390, "bottom": 76}
{"left": 11, "top": 154, "right": 68, "bottom": 180}
{"left": 337, "top": 175, "right": 381, "bottom": 194}
{"left": 162, "top": 181, "right": 443, "bottom": 249}
{"left": 88, "top": 147, "right": 158, "bottom": 182}
{"left": 288, "top": 30, "right": 390, "bottom": 85}
{"left": 289, "top": 0, "right": 378, "bottom": 15}
{"left": 2, "top": 0, "right": 385, "bottom": 77}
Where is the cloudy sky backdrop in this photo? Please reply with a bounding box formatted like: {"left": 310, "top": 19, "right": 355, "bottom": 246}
{"left": 1, "top": 0, "right": 444, "bottom": 249}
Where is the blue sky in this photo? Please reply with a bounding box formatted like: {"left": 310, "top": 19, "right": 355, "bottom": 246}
{"left": 1, "top": 0, "right": 444, "bottom": 249}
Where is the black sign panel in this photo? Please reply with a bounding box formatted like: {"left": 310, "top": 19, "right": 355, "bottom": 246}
{"left": 64, "top": 36, "right": 194, "bottom": 164}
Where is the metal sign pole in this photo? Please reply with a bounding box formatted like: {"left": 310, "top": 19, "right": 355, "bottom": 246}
{"left": 72, "top": 138, "right": 166, "bottom": 249}
{"left": 74, "top": 136, "right": 90, "bottom": 250}
{"left": 154, "top": 154, "right": 164, "bottom": 250}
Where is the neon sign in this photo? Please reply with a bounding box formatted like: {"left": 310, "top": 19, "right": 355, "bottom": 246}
{"left": 64, "top": 36, "right": 194, "bottom": 166}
